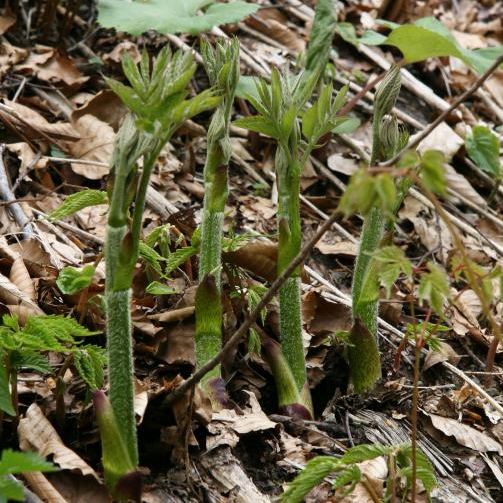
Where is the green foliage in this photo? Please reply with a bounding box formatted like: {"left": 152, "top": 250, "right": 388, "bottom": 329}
{"left": 338, "top": 169, "right": 397, "bottom": 217}
{"left": 420, "top": 150, "right": 447, "bottom": 195}
{"left": 305, "top": 0, "right": 336, "bottom": 73}
{"left": 0, "top": 449, "right": 57, "bottom": 503}
{"left": 139, "top": 241, "right": 166, "bottom": 275}
{"left": 98, "top": 0, "right": 258, "bottom": 37}
{"left": 0, "top": 314, "right": 103, "bottom": 414}
{"left": 465, "top": 125, "right": 501, "bottom": 179}
{"left": 354, "top": 17, "right": 503, "bottom": 73}
{"left": 48, "top": 190, "right": 108, "bottom": 220}
{"left": 281, "top": 456, "right": 340, "bottom": 503}
{"left": 418, "top": 262, "right": 450, "bottom": 315}
{"left": 166, "top": 245, "right": 198, "bottom": 276}
{"left": 57, "top": 264, "right": 95, "bottom": 295}
{"left": 371, "top": 245, "right": 413, "bottom": 298}
{"left": 145, "top": 281, "right": 177, "bottom": 295}
{"left": 107, "top": 47, "right": 220, "bottom": 142}
{"left": 73, "top": 345, "right": 107, "bottom": 390}
{"left": 282, "top": 443, "right": 436, "bottom": 502}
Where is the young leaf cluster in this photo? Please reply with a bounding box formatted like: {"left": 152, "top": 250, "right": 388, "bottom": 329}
{"left": 281, "top": 442, "right": 436, "bottom": 503}
{"left": 0, "top": 314, "right": 105, "bottom": 414}
{"left": 107, "top": 47, "right": 220, "bottom": 141}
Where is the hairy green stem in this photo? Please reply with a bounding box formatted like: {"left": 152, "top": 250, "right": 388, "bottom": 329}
{"left": 195, "top": 40, "right": 239, "bottom": 402}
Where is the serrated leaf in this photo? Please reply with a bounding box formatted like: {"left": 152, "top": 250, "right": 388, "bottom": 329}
{"left": 57, "top": 265, "right": 95, "bottom": 295}
{"left": 98, "top": 0, "right": 259, "bottom": 36}
{"left": 139, "top": 242, "right": 165, "bottom": 275}
{"left": 305, "top": 0, "right": 336, "bottom": 73}
{"left": 73, "top": 345, "right": 106, "bottom": 390}
{"left": 48, "top": 190, "right": 108, "bottom": 220}
{"left": 465, "top": 125, "right": 501, "bottom": 179}
{"left": 281, "top": 456, "right": 340, "bottom": 503}
{"left": 0, "top": 449, "right": 57, "bottom": 475}
{"left": 372, "top": 245, "right": 413, "bottom": 298}
{"left": 10, "top": 350, "right": 51, "bottom": 374}
{"left": 166, "top": 245, "right": 198, "bottom": 275}
{"left": 339, "top": 443, "right": 393, "bottom": 464}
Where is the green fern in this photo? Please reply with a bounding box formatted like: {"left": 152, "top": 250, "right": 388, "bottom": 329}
{"left": 48, "top": 190, "right": 108, "bottom": 220}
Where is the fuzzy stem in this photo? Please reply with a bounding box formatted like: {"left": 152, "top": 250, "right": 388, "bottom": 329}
{"left": 276, "top": 151, "right": 311, "bottom": 415}
{"left": 195, "top": 40, "right": 239, "bottom": 403}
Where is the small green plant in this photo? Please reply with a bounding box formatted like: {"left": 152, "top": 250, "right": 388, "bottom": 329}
{"left": 0, "top": 314, "right": 103, "bottom": 417}
{"left": 195, "top": 38, "right": 240, "bottom": 407}
{"left": 0, "top": 449, "right": 57, "bottom": 503}
{"left": 235, "top": 70, "right": 353, "bottom": 417}
{"left": 97, "top": 0, "right": 259, "bottom": 37}
{"left": 465, "top": 125, "right": 501, "bottom": 200}
{"left": 281, "top": 442, "right": 436, "bottom": 502}
{"left": 101, "top": 45, "right": 219, "bottom": 494}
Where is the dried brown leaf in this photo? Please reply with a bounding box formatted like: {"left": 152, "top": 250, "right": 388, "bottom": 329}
{"left": 0, "top": 6, "right": 16, "bottom": 35}
{"left": 18, "top": 403, "right": 100, "bottom": 478}
{"left": 224, "top": 241, "right": 278, "bottom": 281}
{"left": 0, "top": 272, "right": 43, "bottom": 314}
{"left": 423, "top": 341, "right": 461, "bottom": 370}
{"left": 9, "top": 256, "right": 36, "bottom": 301}
{"left": 22, "top": 472, "right": 69, "bottom": 503}
{"left": 66, "top": 114, "right": 114, "bottom": 179}
{"left": 429, "top": 413, "right": 503, "bottom": 454}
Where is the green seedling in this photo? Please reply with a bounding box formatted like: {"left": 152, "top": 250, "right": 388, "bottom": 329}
{"left": 0, "top": 314, "right": 103, "bottom": 417}
{"left": 102, "top": 46, "right": 220, "bottom": 482}
{"left": 235, "top": 69, "right": 352, "bottom": 417}
{"left": 195, "top": 39, "right": 240, "bottom": 407}
{"left": 346, "top": 65, "right": 406, "bottom": 393}
{"left": 281, "top": 442, "right": 436, "bottom": 502}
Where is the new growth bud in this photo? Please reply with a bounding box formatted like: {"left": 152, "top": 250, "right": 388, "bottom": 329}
{"left": 379, "top": 114, "right": 399, "bottom": 158}
{"left": 374, "top": 65, "right": 401, "bottom": 123}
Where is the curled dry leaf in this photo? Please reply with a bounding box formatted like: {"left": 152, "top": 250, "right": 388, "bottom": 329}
{"left": 10, "top": 256, "right": 36, "bottom": 301}
{"left": 245, "top": 9, "right": 306, "bottom": 53}
{"left": 340, "top": 456, "right": 387, "bottom": 502}
{"left": 22, "top": 471, "right": 69, "bottom": 503}
{"left": 0, "top": 272, "right": 43, "bottom": 315}
{"left": 224, "top": 241, "right": 309, "bottom": 282}
{"left": 444, "top": 164, "right": 487, "bottom": 207}
{"left": 302, "top": 290, "right": 352, "bottom": 335}
{"left": 429, "top": 413, "right": 503, "bottom": 454}
{"left": 18, "top": 403, "right": 100, "bottom": 478}
{"left": 423, "top": 341, "right": 461, "bottom": 370}
{"left": 415, "top": 122, "right": 464, "bottom": 162}
{"left": 5, "top": 142, "right": 48, "bottom": 172}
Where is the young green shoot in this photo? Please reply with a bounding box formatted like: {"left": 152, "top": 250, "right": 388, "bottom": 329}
{"left": 195, "top": 39, "right": 240, "bottom": 407}
{"left": 235, "top": 69, "right": 351, "bottom": 417}
{"left": 102, "top": 46, "right": 220, "bottom": 486}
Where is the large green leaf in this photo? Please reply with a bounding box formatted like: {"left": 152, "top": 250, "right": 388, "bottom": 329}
{"left": 98, "top": 0, "right": 259, "bottom": 36}
{"left": 353, "top": 17, "right": 503, "bottom": 73}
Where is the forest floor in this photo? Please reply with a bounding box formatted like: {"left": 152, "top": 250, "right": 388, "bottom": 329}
{"left": 1, "top": 0, "right": 503, "bottom": 502}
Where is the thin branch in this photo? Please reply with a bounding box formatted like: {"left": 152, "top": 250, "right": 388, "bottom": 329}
{"left": 382, "top": 52, "right": 503, "bottom": 167}
{"left": 164, "top": 208, "right": 342, "bottom": 406}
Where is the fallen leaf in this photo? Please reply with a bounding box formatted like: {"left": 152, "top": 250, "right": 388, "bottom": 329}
{"left": 423, "top": 341, "right": 461, "bottom": 370}
{"left": 18, "top": 403, "right": 100, "bottom": 478}
{"left": 429, "top": 413, "right": 503, "bottom": 454}
{"left": 0, "top": 6, "right": 16, "bottom": 35}
{"left": 415, "top": 122, "right": 464, "bottom": 162}
{"left": 10, "top": 256, "right": 36, "bottom": 301}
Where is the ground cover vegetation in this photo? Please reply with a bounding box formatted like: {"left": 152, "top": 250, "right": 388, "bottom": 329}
{"left": 1, "top": 0, "right": 503, "bottom": 501}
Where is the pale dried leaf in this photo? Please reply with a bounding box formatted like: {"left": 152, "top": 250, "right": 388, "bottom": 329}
{"left": 340, "top": 457, "right": 387, "bottom": 502}
{"left": 66, "top": 114, "right": 114, "bottom": 179}
{"left": 22, "top": 471, "right": 69, "bottom": 503}
{"left": 5, "top": 142, "right": 48, "bottom": 172}
{"left": 444, "top": 164, "right": 486, "bottom": 207}
{"left": 10, "top": 256, "right": 36, "bottom": 301}
{"left": 429, "top": 413, "right": 503, "bottom": 454}
{"left": 327, "top": 153, "right": 359, "bottom": 176}
{"left": 423, "top": 341, "right": 461, "bottom": 370}
{"left": 415, "top": 122, "right": 464, "bottom": 162}
{"left": 0, "top": 272, "right": 43, "bottom": 314}
{"left": 18, "top": 403, "right": 100, "bottom": 478}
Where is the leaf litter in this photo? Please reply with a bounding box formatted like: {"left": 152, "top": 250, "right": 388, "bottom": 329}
{"left": 0, "top": 0, "right": 503, "bottom": 501}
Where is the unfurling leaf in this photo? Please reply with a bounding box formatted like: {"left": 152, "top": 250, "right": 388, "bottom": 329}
{"left": 74, "top": 345, "right": 107, "bottom": 390}
{"left": 372, "top": 245, "right": 413, "bottom": 298}
{"left": 57, "top": 264, "right": 95, "bottom": 295}
{"left": 48, "top": 190, "right": 108, "bottom": 220}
